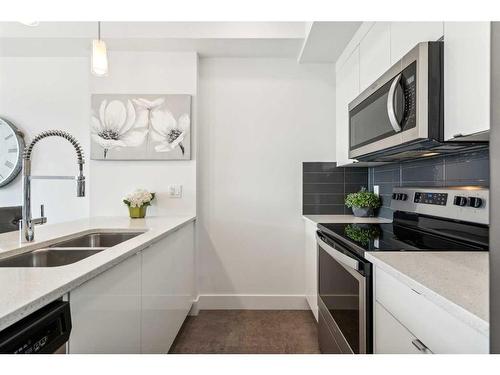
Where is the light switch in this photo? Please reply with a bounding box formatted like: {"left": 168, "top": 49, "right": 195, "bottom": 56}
{"left": 168, "top": 184, "right": 182, "bottom": 198}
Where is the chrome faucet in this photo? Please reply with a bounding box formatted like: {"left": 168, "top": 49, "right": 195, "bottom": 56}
{"left": 21, "top": 130, "right": 85, "bottom": 242}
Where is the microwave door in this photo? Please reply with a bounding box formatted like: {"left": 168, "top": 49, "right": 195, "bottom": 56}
{"left": 348, "top": 44, "right": 431, "bottom": 160}
{"left": 348, "top": 78, "right": 405, "bottom": 159}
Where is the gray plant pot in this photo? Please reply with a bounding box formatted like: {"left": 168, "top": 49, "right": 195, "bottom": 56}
{"left": 352, "top": 207, "right": 374, "bottom": 217}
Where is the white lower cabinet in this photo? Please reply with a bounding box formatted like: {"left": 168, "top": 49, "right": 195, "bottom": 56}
{"left": 69, "top": 254, "right": 142, "bottom": 354}
{"left": 68, "top": 222, "right": 195, "bottom": 354}
{"left": 375, "top": 302, "right": 430, "bottom": 354}
{"left": 304, "top": 220, "right": 318, "bottom": 321}
{"left": 141, "top": 223, "right": 194, "bottom": 353}
{"left": 373, "top": 266, "right": 488, "bottom": 354}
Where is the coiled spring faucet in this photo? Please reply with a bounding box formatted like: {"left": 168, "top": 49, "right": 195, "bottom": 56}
{"left": 21, "top": 130, "right": 85, "bottom": 242}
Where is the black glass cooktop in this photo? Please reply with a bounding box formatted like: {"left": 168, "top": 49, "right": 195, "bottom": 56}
{"left": 318, "top": 212, "right": 489, "bottom": 255}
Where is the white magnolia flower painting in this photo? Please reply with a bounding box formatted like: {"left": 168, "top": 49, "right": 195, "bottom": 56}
{"left": 90, "top": 94, "right": 191, "bottom": 160}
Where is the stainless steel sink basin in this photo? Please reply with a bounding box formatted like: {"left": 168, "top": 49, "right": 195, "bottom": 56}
{"left": 0, "top": 248, "right": 105, "bottom": 267}
{"left": 0, "top": 231, "right": 145, "bottom": 267}
{"left": 49, "top": 231, "right": 143, "bottom": 248}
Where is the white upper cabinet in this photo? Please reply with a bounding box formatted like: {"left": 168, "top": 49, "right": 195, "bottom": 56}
{"left": 444, "top": 22, "right": 491, "bottom": 140}
{"left": 390, "top": 22, "right": 444, "bottom": 63}
{"left": 336, "top": 47, "right": 360, "bottom": 166}
{"left": 359, "top": 22, "right": 391, "bottom": 92}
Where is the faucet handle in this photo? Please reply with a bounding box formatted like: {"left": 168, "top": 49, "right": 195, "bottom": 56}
{"left": 33, "top": 204, "right": 47, "bottom": 225}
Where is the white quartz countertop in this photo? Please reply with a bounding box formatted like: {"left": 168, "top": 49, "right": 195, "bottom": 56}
{"left": 0, "top": 215, "right": 195, "bottom": 331}
{"left": 366, "top": 251, "right": 489, "bottom": 335}
{"left": 303, "top": 214, "right": 392, "bottom": 225}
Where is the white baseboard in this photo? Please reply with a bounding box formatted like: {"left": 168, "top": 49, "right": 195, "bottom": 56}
{"left": 191, "top": 294, "right": 309, "bottom": 311}
{"left": 189, "top": 296, "right": 200, "bottom": 316}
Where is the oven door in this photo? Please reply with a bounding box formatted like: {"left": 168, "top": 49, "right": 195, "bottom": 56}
{"left": 317, "top": 232, "right": 372, "bottom": 354}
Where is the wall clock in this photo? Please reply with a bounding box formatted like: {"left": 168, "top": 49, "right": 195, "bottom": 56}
{"left": 0, "top": 118, "right": 25, "bottom": 187}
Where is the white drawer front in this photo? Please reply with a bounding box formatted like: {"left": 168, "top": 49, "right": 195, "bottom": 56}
{"left": 375, "top": 267, "right": 488, "bottom": 354}
{"left": 375, "top": 302, "right": 430, "bottom": 354}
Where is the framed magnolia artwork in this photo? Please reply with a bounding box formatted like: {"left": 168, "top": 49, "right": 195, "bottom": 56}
{"left": 90, "top": 94, "right": 191, "bottom": 160}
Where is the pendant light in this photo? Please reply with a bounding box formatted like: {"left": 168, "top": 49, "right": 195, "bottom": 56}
{"left": 91, "top": 21, "right": 108, "bottom": 77}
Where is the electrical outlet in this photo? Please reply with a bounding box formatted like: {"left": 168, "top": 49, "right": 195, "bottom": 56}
{"left": 168, "top": 184, "right": 182, "bottom": 198}
{"left": 373, "top": 185, "right": 380, "bottom": 196}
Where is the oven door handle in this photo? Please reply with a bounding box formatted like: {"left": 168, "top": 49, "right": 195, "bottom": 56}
{"left": 316, "top": 233, "right": 360, "bottom": 271}
{"left": 387, "top": 73, "right": 403, "bottom": 133}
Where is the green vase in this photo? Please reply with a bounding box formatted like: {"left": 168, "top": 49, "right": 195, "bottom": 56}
{"left": 129, "top": 206, "right": 148, "bottom": 219}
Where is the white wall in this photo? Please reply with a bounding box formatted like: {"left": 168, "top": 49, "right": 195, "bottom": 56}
{"left": 0, "top": 57, "right": 90, "bottom": 223}
{"left": 197, "top": 58, "right": 335, "bottom": 308}
{"left": 0, "top": 52, "right": 198, "bottom": 223}
{"left": 89, "top": 51, "right": 198, "bottom": 217}
{"left": 0, "top": 53, "right": 337, "bottom": 309}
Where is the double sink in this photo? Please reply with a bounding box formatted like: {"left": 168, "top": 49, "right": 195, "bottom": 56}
{"left": 0, "top": 232, "right": 144, "bottom": 268}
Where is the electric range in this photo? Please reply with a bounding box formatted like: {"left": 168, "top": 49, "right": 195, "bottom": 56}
{"left": 316, "top": 186, "right": 489, "bottom": 354}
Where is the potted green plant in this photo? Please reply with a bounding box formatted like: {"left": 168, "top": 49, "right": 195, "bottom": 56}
{"left": 123, "top": 189, "right": 156, "bottom": 219}
{"left": 345, "top": 187, "right": 381, "bottom": 217}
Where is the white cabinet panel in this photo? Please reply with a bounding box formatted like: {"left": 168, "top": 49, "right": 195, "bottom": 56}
{"left": 141, "top": 222, "right": 194, "bottom": 353}
{"left": 444, "top": 22, "right": 490, "bottom": 140}
{"left": 375, "top": 302, "right": 427, "bottom": 354}
{"left": 69, "top": 254, "right": 142, "bottom": 354}
{"left": 390, "top": 22, "right": 444, "bottom": 63}
{"left": 375, "top": 267, "right": 488, "bottom": 354}
{"left": 336, "top": 47, "right": 360, "bottom": 166}
{"left": 304, "top": 220, "right": 318, "bottom": 321}
{"left": 359, "top": 22, "right": 391, "bottom": 92}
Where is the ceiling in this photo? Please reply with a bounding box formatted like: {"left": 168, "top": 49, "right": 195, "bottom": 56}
{"left": 0, "top": 22, "right": 360, "bottom": 61}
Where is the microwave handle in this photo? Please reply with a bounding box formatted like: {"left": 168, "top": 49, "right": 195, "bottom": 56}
{"left": 387, "top": 73, "right": 403, "bottom": 133}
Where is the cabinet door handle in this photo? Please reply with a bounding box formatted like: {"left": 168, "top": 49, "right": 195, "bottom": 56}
{"left": 412, "top": 339, "right": 430, "bottom": 353}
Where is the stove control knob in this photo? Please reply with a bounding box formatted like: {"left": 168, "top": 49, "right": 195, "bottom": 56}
{"left": 400, "top": 193, "right": 408, "bottom": 201}
{"left": 392, "top": 193, "right": 398, "bottom": 200}
{"left": 453, "top": 196, "right": 467, "bottom": 206}
{"left": 468, "top": 197, "right": 483, "bottom": 208}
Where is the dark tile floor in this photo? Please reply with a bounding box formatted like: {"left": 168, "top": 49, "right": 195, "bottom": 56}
{"left": 169, "top": 310, "right": 320, "bottom": 354}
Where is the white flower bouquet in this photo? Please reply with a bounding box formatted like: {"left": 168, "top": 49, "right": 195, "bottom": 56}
{"left": 123, "top": 189, "right": 156, "bottom": 218}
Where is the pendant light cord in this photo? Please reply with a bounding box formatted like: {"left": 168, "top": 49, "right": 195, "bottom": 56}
{"left": 98, "top": 21, "right": 101, "bottom": 41}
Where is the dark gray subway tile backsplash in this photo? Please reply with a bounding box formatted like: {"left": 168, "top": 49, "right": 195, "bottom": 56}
{"left": 368, "top": 149, "right": 489, "bottom": 219}
{"left": 303, "top": 149, "right": 489, "bottom": 218}
{"left": 303, "top": 162, "right": 368, "bottom": 215}
{"left": 0, "top": 206, "right": 21, "bottom": 234}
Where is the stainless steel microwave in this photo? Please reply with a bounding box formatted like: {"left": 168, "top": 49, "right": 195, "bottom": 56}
{"left": 348, "top": 42, "right": 445, "bottom": 161}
